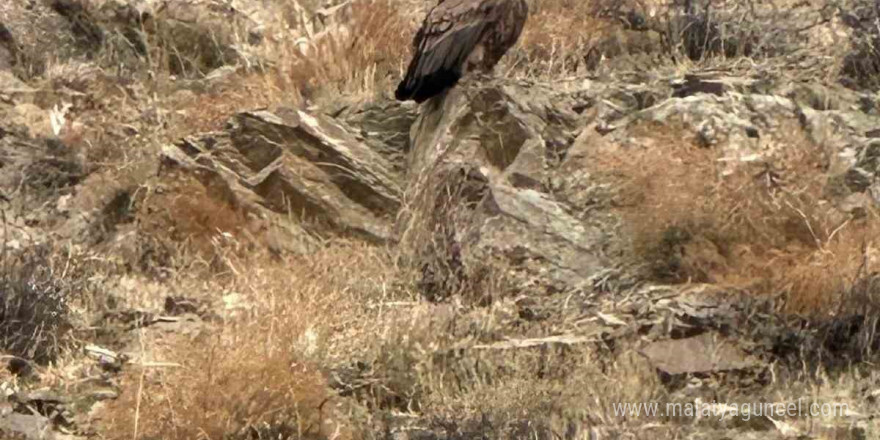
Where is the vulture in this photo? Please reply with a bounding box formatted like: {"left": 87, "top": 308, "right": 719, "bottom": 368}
{"left": 394, "top": 0, "right": 529, "bottom": 103}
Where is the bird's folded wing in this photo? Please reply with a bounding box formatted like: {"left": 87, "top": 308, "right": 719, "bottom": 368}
{"left": 396, "top": 4, "right": 492, "bottom": 100}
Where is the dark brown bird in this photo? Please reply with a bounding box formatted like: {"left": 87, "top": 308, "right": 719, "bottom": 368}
{"left": 395, "top": 0, "right": 529, "bottom": 103}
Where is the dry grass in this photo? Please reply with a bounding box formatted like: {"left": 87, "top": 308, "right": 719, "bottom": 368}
{"left": 134, "top": 170, "right": 254, "bottom": 275}
{"left": 501, "top": 0, "right": 675, "bottom": 77}
{"left": 276, "top": 0, "right": 413, "bottom": 104}
{"left": 591, "top": 120, "right": 880, "bottom": 314}
{"left": 95, "top": 238, "right": 667, "bottom": 438}
{"left": 100, "top": 242, "right": 405, "bottom": 439}
{"left": 105, "top": 340, "right": 339, "bottom": 440}
{"left": 168, "top": 73, "right": 283, "bottom": 134}
{"left": 340, "top": 300, "right": 670, "bottom": 437}
{"left": 506, "top": 0, "right": 618, "bottom": 77}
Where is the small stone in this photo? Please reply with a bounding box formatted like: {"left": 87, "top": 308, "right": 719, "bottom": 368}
{"left": 639, "top": 332, "right": 759, "bottom": 376}
{"left": 89, "top": 389, "right": 119, "bottom": 401}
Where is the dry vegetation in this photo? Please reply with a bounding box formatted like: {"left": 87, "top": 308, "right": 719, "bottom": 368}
{"left": 3, "top": 0, "right": 880, "bottom": 438}
{"left": 590, "top": 120, "right": 880, "bottom": 314}
{"left": 0, "top": 244, "right": 82, "bottom": 365}
{"left": 131, "top": 169, "right": 256, "bottom": 276}
{"left": 91, "top": 242, "right": 667, "bottom": 439}
{"left": 506, "top": 0, "right": 620, "bottom": 76}
{"left": 279, "top": 0, "right": 413, "bottom": 102}
{"left": 99, "top": 244, "right": 400, "bottom": 439}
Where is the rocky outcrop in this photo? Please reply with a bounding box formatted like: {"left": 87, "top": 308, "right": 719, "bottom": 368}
{"left": 398, "top": 80, "right": 614, "bottom": 299}
{"left": 44, "top": 0, "right": 266, "bottom": 75}
{"left": 160, "top": 107, "right": 403, "bottom": 250}
{"left": 333, "top": 99, "right": 418, "bottom": 179}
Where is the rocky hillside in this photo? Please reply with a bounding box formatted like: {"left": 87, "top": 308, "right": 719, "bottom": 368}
{"left": 1, "top": 0, "right": 880, "bottom": 439}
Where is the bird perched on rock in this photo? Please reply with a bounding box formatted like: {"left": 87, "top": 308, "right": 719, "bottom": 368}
{"left": 394, "top": 0, "right": 529, "bottom": 104}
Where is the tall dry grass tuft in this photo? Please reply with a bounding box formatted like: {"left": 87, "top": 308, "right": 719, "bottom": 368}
{"left": 395, "top": 161, "right": 517, "bottom": 306}
{"left": 112, "top": 337, "right": 334, "bottom": 439}
{"left": 106, "top": 339, "right": 339, "bottom": 440}
{"left": 279, "top": 0, "right": 413, "bottom": 103}
{"left": 590, "top": 120, "right": 880, "bottom": 314}
{"left": 100, "top": 242, "right": 405, "bottom": 439}
{"left": 506, "top": 0, "right": 619, "bottom": 77}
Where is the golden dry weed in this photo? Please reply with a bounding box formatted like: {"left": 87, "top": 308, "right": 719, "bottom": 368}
{"left": 591, "top": 120, "right": 879, "bottom": 314}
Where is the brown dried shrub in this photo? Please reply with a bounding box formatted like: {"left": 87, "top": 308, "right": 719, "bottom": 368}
{"left": 135, "top": 170, "right": 252, "bottom": 274}
{"left": 281, "top": 0, "right": 412, "bottom": 102}
{"left": 99, "top": 244, "right": 400, "bottom": 439}
{"left": 591, "top": 120, "right": 880, "bottom": 314}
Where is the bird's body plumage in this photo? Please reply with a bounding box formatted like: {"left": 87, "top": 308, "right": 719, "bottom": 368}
{"left": 395, "top": 0, "right": 528, "bottom": 103}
